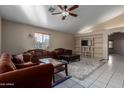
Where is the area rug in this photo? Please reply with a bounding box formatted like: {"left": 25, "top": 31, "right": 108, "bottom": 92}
{"left": 68, "top": 57, "right": 106, "bottom": 80}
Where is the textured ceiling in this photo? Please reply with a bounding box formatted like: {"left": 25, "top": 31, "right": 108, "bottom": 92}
{"left": 0, "top": 5, "right": 124, "bottom": 34}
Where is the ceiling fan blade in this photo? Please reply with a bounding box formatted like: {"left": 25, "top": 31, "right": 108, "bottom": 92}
{"left": 52, "top": 12, "right": 62, "bottom": 15}
{"left": 62, "top": 16, "right": 66, "bottom": 20}
{"left": 58, "top": 5, "right": 64, "bottom": 10}
{"left": 68, "top": 5, "right": 79, "bottom": 11}
{"left": 69, "top": 12, "right": 78, "bottom": 17}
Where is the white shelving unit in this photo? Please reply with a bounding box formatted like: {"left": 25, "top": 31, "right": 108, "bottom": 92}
{"left": 81, "top": 38, "right": 94, "bottom": 57}
{"left": 75, "top": 34, "right": 103, "bottom": 58}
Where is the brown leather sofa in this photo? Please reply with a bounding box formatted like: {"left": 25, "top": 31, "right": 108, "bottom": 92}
{"left": 51, "top": 48, "right": 72, "bottom": 59}
{"left": 25, "top": 49, "right": 50, "bottom": 58}
{"left": 24, "top": 48, "right": 72, "bottom": 60}
{"left": 0, "top": 53, "right": 54, "bottom": 88}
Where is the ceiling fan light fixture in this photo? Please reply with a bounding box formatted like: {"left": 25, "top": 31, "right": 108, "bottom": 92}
{"left": 49, "top": 5, "right": 79, "bottom": 20}
{"left": 62, "top": 11, "right": 69, "bottom": 16}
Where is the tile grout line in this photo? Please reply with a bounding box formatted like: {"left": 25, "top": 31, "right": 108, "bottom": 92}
{"left": 104, "top": 72, "right": 115, "bottom": 88}
{"left": 70, "top": 63, "right": 108, "bottom": 88}
{"left": 71, "top": 78, "right": 86, "bottom": 88}
{"left": 105, "top": 64, "right": 120, "bottom": 88}
{"left": 70, "top": 78, "right": 85, "bottom": 88}
{"left": 71, "top": 82, "right": 85, "bottom": 88}
{"left": 88, "top": 66, "right": 107, "bottom": 88}
{"left": 56, "top": 55, "right": 124, "bottom": 88}
{"left": 63, "top": 80, "right": 77, "bottom": 88}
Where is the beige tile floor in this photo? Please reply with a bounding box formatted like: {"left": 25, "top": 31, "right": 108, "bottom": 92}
{"left": 54, "top": 54, "right": 124, "bottom": 88}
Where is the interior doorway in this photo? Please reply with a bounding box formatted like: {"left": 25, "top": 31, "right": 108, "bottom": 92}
{"left": 108, "top": 32, "right": 124, "bottom": 56}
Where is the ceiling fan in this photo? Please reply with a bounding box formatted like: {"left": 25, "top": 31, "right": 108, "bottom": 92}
{"left": 51, "top": 5, "right": 79, "bottom": 20}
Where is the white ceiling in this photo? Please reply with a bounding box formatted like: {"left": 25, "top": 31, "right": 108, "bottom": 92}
{"left": 0, "top": 5, "right": 124, "bottom": 34}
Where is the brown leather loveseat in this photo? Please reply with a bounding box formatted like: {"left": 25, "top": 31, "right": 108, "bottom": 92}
{"left": 0, "top": 53, "right": 54, "bottom": 88}
{"left": 51, "top": 48, "right": 72, "bottom": 59}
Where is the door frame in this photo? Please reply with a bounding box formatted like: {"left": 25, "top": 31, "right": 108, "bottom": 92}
{"left": 103, "top": 27, "right": 124, "bottom": 59}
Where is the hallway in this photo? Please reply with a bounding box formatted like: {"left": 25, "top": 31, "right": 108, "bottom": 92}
{"left": 55, "top": 54, "right": 124, "bottom": 88}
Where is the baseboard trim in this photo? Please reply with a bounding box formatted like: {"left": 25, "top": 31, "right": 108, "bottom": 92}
{"left": 99, "top": 59, "right": 108, "bottom": 61}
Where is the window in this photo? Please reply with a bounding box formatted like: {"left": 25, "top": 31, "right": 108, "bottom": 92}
{"left": 109, "top": 41, "right": 113, "bottom": 48}
{"left": 34, "top": 33, "right": 50, "bottom": 49}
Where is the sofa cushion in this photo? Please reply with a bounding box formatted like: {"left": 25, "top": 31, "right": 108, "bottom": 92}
{"left": 16, "top": 54, "right": 24, "bottom": 62}
{"left": 12, "top": 54, "right": 24, "bottom": 64}
{"left": 31, "top": 55, "right": 40, "bottom": 63}
{"left": 0, "top": 53, "right": 17, "bottom": 74}
{"left": 42, "top": 50, "right": 49, "bottom": 57}
{"left": 23, "top": 53, "right": 32, "bottom": 62}
{"left": 54, "top": 49, "right": 63, "bottom": 55}
{"left": 49, "top": 51, "right": 57, "bottom": 58}
{"left": 0, "top": 61, "right": 16, "bottom": 74}
{"left": 1, "top": 53, "right": 16, "bottom": 69}
{"left": 12, "top": 55, "right": 23, "bottom": 64}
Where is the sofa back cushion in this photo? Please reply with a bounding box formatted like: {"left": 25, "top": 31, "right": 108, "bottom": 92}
{"left": 12, "top": 53, "right": 32, "bottom": 64}
{"left": 23, "top": 53, "right": 32, "bottom": 62}
{"left": 63, "top": 50, "right": 72, "bottom": 55}
{"left": 26, "top": 49, "right": 50, "bottom": 58}
{"left": 16, "top": 54, "right": 23, "bottom": 62}
{"left": 31, "top": 55, "right": 40, "bottom": 63}
{"left": 12, "top": 54, "right": 24, "bottom": 64}
{"left": 0, "top": 53, "right": 16, "bottom": 74}
{"left": 54, "top": 48, "right": 72, "bottom": 55}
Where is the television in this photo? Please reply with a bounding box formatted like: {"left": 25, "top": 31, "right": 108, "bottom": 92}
{"left": 81, "top": 40, "right": 91, "bottom": 46}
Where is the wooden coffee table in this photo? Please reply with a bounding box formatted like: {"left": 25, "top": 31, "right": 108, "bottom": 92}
{"left": 39, "top": 58, "right": 68, "bottom": 83}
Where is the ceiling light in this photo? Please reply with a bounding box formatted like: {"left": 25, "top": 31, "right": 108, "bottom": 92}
{"left": 49, "top": 5, "right": 79, "bottom": 20}
{"left": 62, "top": 11, "right": 69, "bottom": 16}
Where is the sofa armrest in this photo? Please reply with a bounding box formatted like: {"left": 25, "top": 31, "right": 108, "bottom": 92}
{"left": 64, "top": 50, "right": 72, "bottom": 55}
{"left": 0, "top": 63, "right": 54, "bottom": 88}
{"left": 15, "top": 62, "right": 39, "bottom": 69}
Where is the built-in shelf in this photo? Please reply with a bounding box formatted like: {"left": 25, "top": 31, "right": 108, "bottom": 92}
{"left": 75, "top": 34, "right": 103, "bottom": 58}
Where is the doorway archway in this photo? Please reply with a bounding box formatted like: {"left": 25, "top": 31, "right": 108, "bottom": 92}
{"left": 104, "top": 27, "right": 124, "bottom": 59}
{"left": 108, "top": 32, "right": 124, "bottom": 55}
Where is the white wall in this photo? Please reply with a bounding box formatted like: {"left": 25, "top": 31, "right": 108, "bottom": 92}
{"left": 113, "top": 39, "right": 124, "bottom": 54}
{"left": 2, "top": 19, "right": 75, "bottom": 54}
{"left": 109, "top": 33, "right": 124, "bottom": 54}
{"left": 103, "top": 32, "right": 108, "bottom": 59}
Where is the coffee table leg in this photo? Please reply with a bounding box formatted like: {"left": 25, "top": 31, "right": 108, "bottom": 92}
{"left": 67, "top": 57, "right": 70, "bottom": 64}
{"left": 79, "top": 57, "right": 80, "bottom": 61}
{"left": 65, "top": 64, "right": 68, "bottom": 76}
{"left": 53, "top": 74, "right": 55, "bottom": 83}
